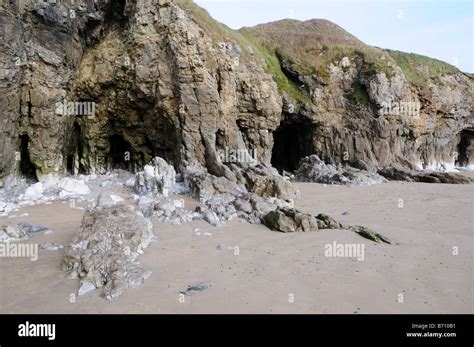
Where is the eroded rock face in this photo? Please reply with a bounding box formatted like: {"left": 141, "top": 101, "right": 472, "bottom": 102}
{"left": 262, "top": 208, "right": 319, "bottom": 233}
{"left": 0, "top": 222, "right": 49, "bottom": 242}
{"left": 295, "top": 155, "right": 387, "bottom": 186}
{"left": 134, "top": 157, "right": 177, "bottom": 196}
{"left": 0, "top": 0, "right": 472, "bottom": 187}
{"left": 261, "top": 208, "right": 346, "bottom": 233}
{"left": 302, "top": 62, "right": 472, "bottom": 173}
{"left": 378, "top": 164, "right": 472, "bottom": 184}
{"left": 61, "top": 205, "right": 154, "bottom": 300}
{"left": 1, "top": 0, "right": 281, "bottom": 182}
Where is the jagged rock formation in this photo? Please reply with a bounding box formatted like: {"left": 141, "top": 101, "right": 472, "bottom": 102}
{"left": 0, "top": 222, "right": 49, "bottom": 242}
{"left": 262, "top": 208, "right": 345, "bottom": 233}
{"left": 0, "top": 0, "right": 472, "bottom": 189}
{"left": 378, "top": 164, "right": 472, "bottom": 184}
{"left": 295, "top": 155, "right": 387, "bottom": 186}
{"left": 262, "top": 208, "right": 319, "bottom": 233}
{"left": 61, "top": 205, "right": 153, "bottom": 300}
{"left": 134, "top": 157, "right": 176, "bottom": 196}
{"left": 242, "top": 20, "right": 473, "bottom": 174}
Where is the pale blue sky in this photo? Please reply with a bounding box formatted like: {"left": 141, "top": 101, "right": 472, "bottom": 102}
{"left": 195, "top": 0, "right": 473, "bottom": 73}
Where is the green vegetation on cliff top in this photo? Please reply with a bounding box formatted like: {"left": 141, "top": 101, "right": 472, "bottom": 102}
{"left": 387, "top": 50, "right": 459, "bottom": 86}
{"left": 178, "top": 0, "right": 462, "bottom": 102}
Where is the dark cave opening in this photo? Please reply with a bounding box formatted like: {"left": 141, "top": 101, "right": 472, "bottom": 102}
{"left": 456, "top": 129, "right": 473, "bottom": 167}
{"left": 271, "top": 119, "right": 315, "bottom": 173}
{"left": 104, "top": 0, "right": 127, "bottom": 23}
{"left": 109, "top": 134, "right": 137, "bottom": 171}
{"left": 66, "top": 123, "right": 86, "bottom": 175}
{"left": 19, "top": 134, "right": 37, "bottom": 181}
{"left": 66, "top": 155, "right": 74, "bottom": 174}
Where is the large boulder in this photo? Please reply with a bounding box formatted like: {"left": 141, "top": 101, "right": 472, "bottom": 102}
{"left": 246, "top": 174, "right": 295, "bottom": 204}
{"left": 134, "top": 157, "right": 177, "bottom": 197}
{"left": 295, "top": 155, "right": 387, "bottom": 186}
{"left": 184, "top": 167, "right": 246, "bottom": 202}
{"left": 61, "top": 205, "right": 154, "bottom": 300}
{"left": 0, "top": 222, "right": 49, "bottom": 242}
{"left": 58, "top": 178, "right": 91, "bottom": 196}
{"left": 23, "top": 182, "right": 45, "bottom": 200}
{"left": 261, "top": 208, "right": 319, "bottom": 233}
{"left": 378, "top": 164, "right": 472, "bottom": 184}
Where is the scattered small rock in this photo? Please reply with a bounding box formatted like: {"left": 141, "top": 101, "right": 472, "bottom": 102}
{"left": 352, "top": 226, "right": 391, "bottom": 244}
{"left": 180, "top": 282, "right": 212, "bottom": 296}
{"left": 40, "top": 242, "right": 64, "bottom": 251}
{"left": 217, "top": 244, "right": 235, "bottom": 251}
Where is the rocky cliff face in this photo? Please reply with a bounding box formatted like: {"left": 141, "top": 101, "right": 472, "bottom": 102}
{"left": 0, "top": 0, "right": 472, "bottom": 187}
{"left": 242, "top": 19, "right": 474, "bottom": 173}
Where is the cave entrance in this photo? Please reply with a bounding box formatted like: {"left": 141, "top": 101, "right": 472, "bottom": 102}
{"left": 66, "top": 123, "right": 86, "bottom": 175}
{"left": 19, "top": 134, "right": 37, "bottom": 181}
{"left": 456, "top": 129, "right": 474, "bottom": 167}
{"left": 271, "top": 119, "right": 315, "bottom": 172}
{"left": 109, "top": 134, "right": 137, "bottom": 171}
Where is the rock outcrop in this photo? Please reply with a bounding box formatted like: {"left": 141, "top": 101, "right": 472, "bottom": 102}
{"left": 261, "top": 208, "right": 344, "bottom": 233}
{"left": 243, "top": 20, "right": 473, "bottom": 175}
{"left": 262, "top": 208, "right": 319, "bottom": 233}
{"left": 378, "top": 164, "right": 472, "bottom": 184}
{"left": 134, "top": 157, "right": 177, "bottom": 196}
{"left": 350, "top": 226, "right": 392, "bottom": 244}
{"left": 295, "top": 155, "right": 387, "bottom": 186}
{"left": 0, "top": 0, "right": 472, "bottom": 188}
{"left": 61, "top": 205, "right": 154, "bottom": 300}
{"left": 0, "top": 222, "right": 49, "bottom": 242}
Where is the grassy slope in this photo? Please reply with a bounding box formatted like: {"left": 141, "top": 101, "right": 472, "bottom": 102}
{"left": 176, "top": 0, "right": 308, "bottom": 103}
{"left": 239, "top": 19, "right": 396, "bottom": 102}
{"left": 177, "top": 1, "right": 462, "bottom": 103}
{"left": 387, "top": 50, "right": 459, "bottom": 86}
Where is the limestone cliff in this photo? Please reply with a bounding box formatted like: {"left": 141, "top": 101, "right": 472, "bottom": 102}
{"left": 0, "top": 0, "right": 472, "bottom": 186}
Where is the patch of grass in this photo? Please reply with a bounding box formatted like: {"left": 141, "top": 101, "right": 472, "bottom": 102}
{"left": 176, "top": 0, "right": 251, "bottom": 56}
{"left": 263, "top": 52, "right": 309, "bottom": 103}
{"left": 240, "top": 20, "right": 396, "bottom": 84}
{"left": 387, "top": 50, "right": 459, "bottom": 86}
{"left": 175, "top": 1, "right": 460, "bottom": 105}
{"left": 347, "top": 82, "right": 369, "bottom": 105}
{"left": 176, "top": 1, "right": 311, "bottom": 104}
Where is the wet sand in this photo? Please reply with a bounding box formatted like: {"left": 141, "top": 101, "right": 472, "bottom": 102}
{"left": 0, "top": 181, "right": 472, "bottom": 313}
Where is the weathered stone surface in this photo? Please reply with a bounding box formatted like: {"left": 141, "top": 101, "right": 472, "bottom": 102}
{"left": 24, "top": 182, "right": 44, "bottom": 199}
{"left": 316, "top": 213, "right": 343, "bottom": 229}
{"left": 61, "top": 205, "right": 153, "bottom": 300}
{"left": 185, "top": 167, "right": 245, "bottom": 202}
{"left": 261, "top": 208, "right": 319, "bottom": 233}
{"left": 246, "top": 21, "right": 473, "bottom": 176}
{"left": 40, "top": 242, "right": 63, "bottom": 251}
{"left": 140, "top": 197, "right": 195, "bottom": 224}
{"left": 245, "top": 172, "right": 295, "bottom": 203}
{"left": 58, "top": 178, "right": 91, "bottom": 196}
{"left": 351, "top": 226, "right": 391, "bottom": 244}
{"left": 180, "top": 282, "right": 212, "bottom": 296}
{"left": 0, "top": 0, "right": 471, "bottom": 192}
{"left": 295, "top": 155, "right": 387, "bottom": 186}
{"left": 134, "top": 157, "right": 177, "bottom": 196}
{"left": 0, "top": 222, "right": 49, "bottom": 242}
{"left": 378, "top": 164, "right": 472, "bottom": 184}
{"left": 95, "top": 194, "right": 125, "bottom": 207}
{"left": 196, "top": 191, "right": 277, "bottom": 226}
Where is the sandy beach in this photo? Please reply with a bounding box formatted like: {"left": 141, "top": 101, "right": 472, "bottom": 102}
{"left": 1, "top": 181, "right": 472, "bottom": 314}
